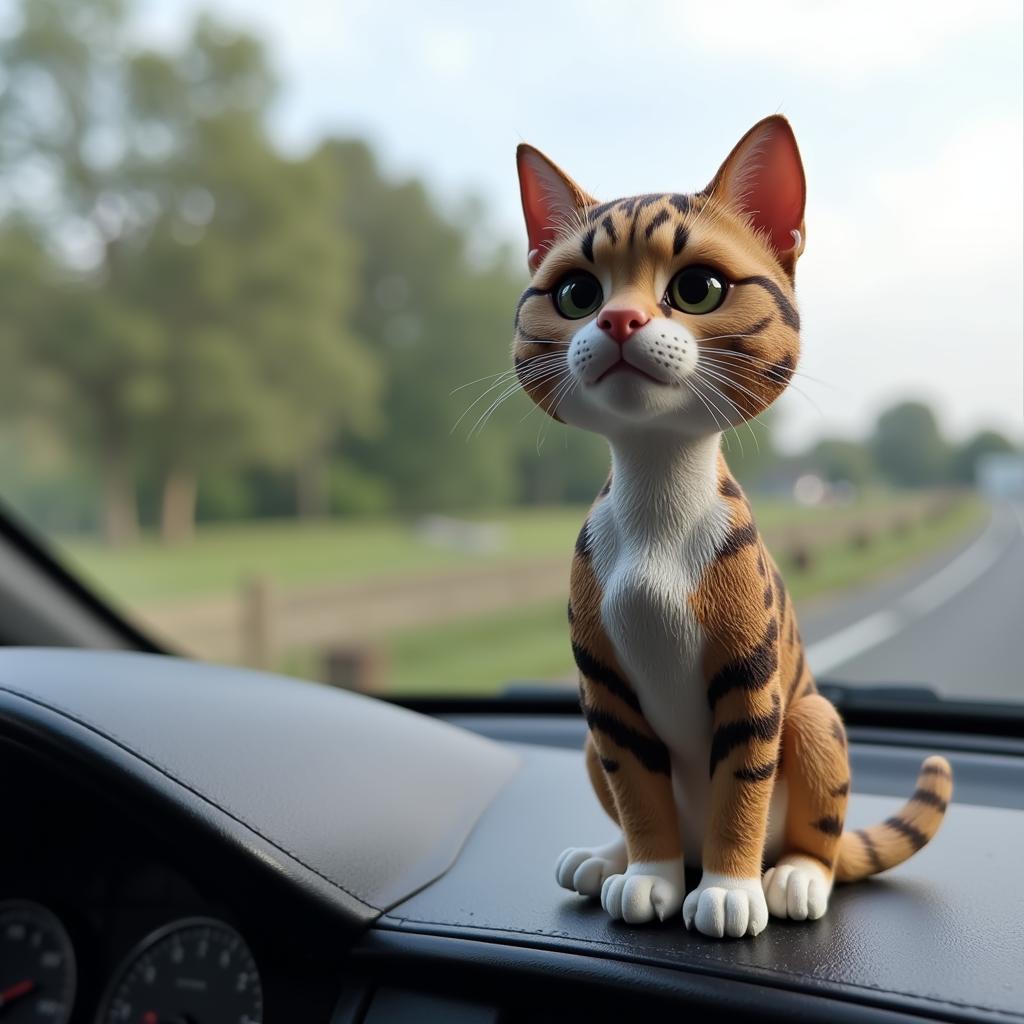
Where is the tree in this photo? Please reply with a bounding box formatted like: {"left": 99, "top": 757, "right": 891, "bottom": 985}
{"left": 0, "top": 2, "right": 379, "bottom": 541}
{"left": 319, "top": 141, "right": 525, "bottom": 513}
{"left": 810, "top": 437, "right": 874, "bottom": 487}
{"left": 951, "top": 429, "right": 1016, "bottom": 485}
{"left": 870, "top": 400, "right": 949, "bottom": 488}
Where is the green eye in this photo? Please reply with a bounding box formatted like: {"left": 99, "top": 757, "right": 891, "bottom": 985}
{"left": 553, "top": 271, "right": 603, "bottom": 320}
{"left": 666, "top": 266, "right": 728, "bottom": 314}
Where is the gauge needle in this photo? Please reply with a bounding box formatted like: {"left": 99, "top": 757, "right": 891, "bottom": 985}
{"left": 0, "top": 979, "right": 36, "bottom": 1007}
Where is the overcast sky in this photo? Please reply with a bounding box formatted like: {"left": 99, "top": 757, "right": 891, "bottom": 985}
{"left": 138, "top": 0, "right": 1023, "bottom": 450}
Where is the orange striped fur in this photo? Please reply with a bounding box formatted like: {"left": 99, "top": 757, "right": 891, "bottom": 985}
{"left": 521, "top": 117, "right": 952, "bottom": 938}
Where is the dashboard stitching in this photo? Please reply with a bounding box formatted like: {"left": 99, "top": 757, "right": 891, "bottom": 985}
{"left": 0, "top": 684, "right": 380, "bottom": 911}
{"left": 378, "top": 914, "right": 1024, "bottom": 1019}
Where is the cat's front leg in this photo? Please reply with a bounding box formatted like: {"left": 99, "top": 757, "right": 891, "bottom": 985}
{"left": 682, "top": 675, "right": 782, "bottom": 938}
{"left": 576, "top": 675, "right": 686, "bottom": 924}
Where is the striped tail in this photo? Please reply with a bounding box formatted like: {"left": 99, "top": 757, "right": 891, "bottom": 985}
{"left": 835, "top": 755, "right": 953, "bottom": 883}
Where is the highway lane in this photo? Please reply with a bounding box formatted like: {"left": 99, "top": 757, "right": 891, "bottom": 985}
{"left": 796, "top": 501, "right": 1024, "bottom": 702}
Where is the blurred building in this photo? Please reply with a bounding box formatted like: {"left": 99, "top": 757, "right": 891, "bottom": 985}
{"left": 977, "top": 453, "right": 1024, "bottom": 498}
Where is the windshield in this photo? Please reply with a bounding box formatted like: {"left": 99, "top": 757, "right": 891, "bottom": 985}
{"left": 0, "top": 1, "right": 1021, "bottom": 704}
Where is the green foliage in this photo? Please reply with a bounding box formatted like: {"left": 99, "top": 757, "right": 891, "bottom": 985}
{"left": 2, "top": 0, "right": 1006, "bottom": 549}
{"left": 0, "top": 0, "right": 377, "bottom": 539}
{"left": 809, "top": 437, "right": 875, "bottom": 486}
{"left": 869, "top": 400, "right": 950, "bottom": 488}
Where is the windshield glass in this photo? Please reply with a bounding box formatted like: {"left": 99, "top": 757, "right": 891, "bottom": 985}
{"left": 1, "top": 1, "right": 1021, "bottom": 703}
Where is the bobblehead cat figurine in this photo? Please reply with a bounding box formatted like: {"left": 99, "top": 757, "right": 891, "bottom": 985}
{"left": 512, "top": 116, "right": 953, "bottom": 938}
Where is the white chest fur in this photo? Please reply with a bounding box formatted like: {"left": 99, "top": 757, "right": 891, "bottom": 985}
{"left": 586, "top": 435, "right": 731, "bottom": 864}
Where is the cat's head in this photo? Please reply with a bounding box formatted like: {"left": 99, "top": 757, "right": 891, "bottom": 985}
{"left": 512, "top": 116, "right": 806, "bottom": 440}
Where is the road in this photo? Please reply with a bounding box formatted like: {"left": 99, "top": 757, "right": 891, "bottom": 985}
{"left": 796, "top": 501, "right": 1024, "bottom": 702}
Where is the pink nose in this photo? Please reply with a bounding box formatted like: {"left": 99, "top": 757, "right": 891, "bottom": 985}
{"left": 597, "top": 307, "right": 651, "bottom": 345}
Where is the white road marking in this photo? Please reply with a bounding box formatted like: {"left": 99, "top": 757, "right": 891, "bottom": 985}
{"left": 806, "top": 503, "right": 1018, "bottom": 676}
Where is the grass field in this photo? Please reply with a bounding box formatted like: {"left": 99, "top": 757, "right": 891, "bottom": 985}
{"left": 377, "top": 496, "right": 985, "bottom": 694}
{"left": 60, "top": 492, "right": 966, "bottom": 608}
{"left": 55, "top": 492, "right": 985, "bottom": 696}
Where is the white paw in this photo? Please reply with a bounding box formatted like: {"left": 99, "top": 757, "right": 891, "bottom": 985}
{"left": 762, "top": 858, "right": 832, "bottom": 921}
{"left": 555, "top": 837, "right": 628, "bottom": 896}
{"left": 600, "top": 859, "right": 685, "bottom": 924}
{"left": 683, "top": 872, "right": 769, "bottom": 938}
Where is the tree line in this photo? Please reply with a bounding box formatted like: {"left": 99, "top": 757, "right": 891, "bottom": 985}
{"left": 0, "top": 2, "right": 1016, "bottom": 546}
{"left": 805, "top": 401, "right": 1017, "bottom": 491}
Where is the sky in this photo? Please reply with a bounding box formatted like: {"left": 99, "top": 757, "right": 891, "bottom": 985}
{"left": 137, "top": 0, "right": 1023, "bottom": 451}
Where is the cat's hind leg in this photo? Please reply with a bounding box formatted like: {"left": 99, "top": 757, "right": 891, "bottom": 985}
{"left": 763, "top": 694, "right": 850, "bottom": 921}
{"left": 555, "top": 733, "right": 627, "bottom": 895}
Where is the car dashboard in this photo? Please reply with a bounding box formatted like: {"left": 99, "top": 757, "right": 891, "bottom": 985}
{"left": 1, "top": 647, "right": 1022, "bottom": 1024}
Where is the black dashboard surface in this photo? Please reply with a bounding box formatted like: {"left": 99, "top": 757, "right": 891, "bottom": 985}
{"left": 382, "top": 743, "right": 1024, "bottom": 1024}
{"left": 0, "top": 647, "right": 518, "bottom": 924}
{"left": 2, "top": 648, "right": 1023, "bottom": 1023}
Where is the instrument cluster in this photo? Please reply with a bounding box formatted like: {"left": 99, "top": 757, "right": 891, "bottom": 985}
{"left": 0, "top": 899, "right": 262, "bottom": 1024}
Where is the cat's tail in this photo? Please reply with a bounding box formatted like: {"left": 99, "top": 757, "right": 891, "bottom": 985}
{"left": 835, "top": 755, "right": 953, "bottom": 883}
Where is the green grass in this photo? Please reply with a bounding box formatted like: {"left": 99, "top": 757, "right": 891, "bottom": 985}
{"left": 59, "top": 492, "right": 941, "bottom": 608}
{"left": 53, "top": 492, "right": 985, "bottom": 697}
{"left": 377, "top": 496, "right": 985, "bottom": 695}
{"left": 59, "top": 507, "right": 590, "bottom": 606}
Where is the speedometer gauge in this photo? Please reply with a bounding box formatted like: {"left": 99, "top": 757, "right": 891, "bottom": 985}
{"left": 96, "top": 918, "right": 262, "bottom": 1024}
{"left": 0, "top": 900, "right": 76, "bottom": 1024}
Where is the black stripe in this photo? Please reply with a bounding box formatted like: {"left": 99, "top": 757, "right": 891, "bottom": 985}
{"left": 600, "top": 757, "right": 620, "bottom": 773}
{"left": 812, "top": 816, "right": 844, "bottom": 836}
{"left": 668, "top": 193, "right": 691, "bottom": 215}
{"left": 706, "top": 620, "right": 779, "bottom": 712}
{"left": 884, "top": 816, "right": 929, "bottom": 851}
{"left": 581, "top": 701, "right": 671, "bottom": 775}
{"left": 718, "top": 521, "right": 758, "bottom": 558}
{"left": 516, "top": 327, "right": 558, "bottom": 344}
{"left": 628, "top": 195, "right": 660, "bottom": 245}
{"left": 772, "top": 565, "right": 785, "bottom": 598}
{"left": 575, "top": 519, "right": 591, "bottom": 558}
{"left": 601, "top": 215, "right": 618, "bottom": 246}
{"left": 514, "top": 287, "right": 548, "bottom": 327}
{"left": 786, "top": 648, "right": 805, "bottom": 702}
{"left": 734, "top": 760, "right": 776, "bottom": 782}
{"left": 921, "top": 763, "right": 952, "bottom": 780}
{"left": 573, "top": 642, "right": 643, "bottom": 714}
{"left": 719, "top": 476, "right": 742, "bottom": 499}
{"left": 857, "top": 829, "right": 884, "bottom": 872}
{"left": 910, "top": 788, "right": 948, "bottom": 812}
{"left": 567, "top": 601, "right": 574, "bottom": 625}
{"left": 644, "top": 209, "right": 670, "bottom": 239}
{"left": 734, "top": 276, "right": 800, "bottom": 330}
{"left": 587, "top": 199, "right": 620, "bottom": 222}
{"left": 599, "top": 476, "right": 612, "bottom": 497}
{"left": 709, "top": 693, "right": 781, "bottom": 778}
{"left": 831, "top": 781, "right": 851, "bottom": 797}
{"left": 766, "top": 352, "right": 795, "bottom": 384}
{"left": 581, "top": 226, "right": 597, "bottom": 263}
{"left": 672, "top": 222, "right": 688, "bottom": 256}
{"left": 763, "top": 583, "right": 773, "bottom": 608}
{"left": 727, "top": 315, "right": 773, "bottom": 339}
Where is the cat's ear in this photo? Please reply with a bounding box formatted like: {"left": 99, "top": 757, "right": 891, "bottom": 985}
{"left": 517, "top": 145, "right": 595, "bottom": 272}
{"left": 707, "top": 116, "right": 806, "bottom": 273}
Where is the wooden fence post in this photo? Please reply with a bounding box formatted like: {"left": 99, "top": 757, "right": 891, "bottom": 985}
{"left": 323, "top": 645, "right": 388, "bottom": 692}
{"left": 240, "top": 575, "right": 273, "bottom": 669}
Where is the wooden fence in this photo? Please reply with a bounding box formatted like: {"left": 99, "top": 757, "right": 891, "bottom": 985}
{"left": 132, "top": 494, "right": 961, "bottom": 684}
